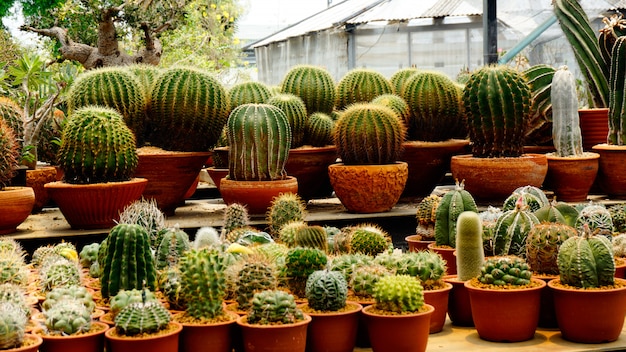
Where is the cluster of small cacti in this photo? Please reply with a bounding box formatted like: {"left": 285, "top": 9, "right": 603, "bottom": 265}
{"left": 455, "top": 211, "right": 485, "bottom": 281}
{"left": 305, "top": 270, "right": 348, "bottom": 311}
{"left": 326, "top": 226, "right": 350, "bottom": 254}
{"left": 415, "top": 195, "right": 441, "bottom": 240}
{"left": 393, "top": 251, "right": 447, "bottom": 290}
{"left": 477, "top": 256, "right": 532, "bottom": 286}
{"left": 574, "top": 203, "right": 614, "bottom": 238}
{"left": 502, "top": 186, "right": 549, "bottom": 213}
{"left": 157, "top": 267, "right": 185, "bottom": 310}
{"left": 118, "top": 198, "right": 166, "bottom": 249}
{"left": 335, "top": 69, "right": 393, "bottom": 111}
{"left": 434, "top": 181, "right": 478, "bottom": 248}
{"left": 373, "top": 274, "right": 424, "bottom": 313}
{"left": 42, "top": 286, "right": 95, "bottom": 313}
{"left": 228, "top": 81, "right": 273, "bottom": 111}
{"left": 284, "top": 247, "right": 328, "bottom": 297}
{"left": 114, "top": 298, "right": 171, "bottom": 336}
{"left": 267, "top": 93, "right": 308, "bottom": 148}
{"left": 0, "top": 117, "right": 19, "bottom": 189}
{"left": 491, "top": 197, "right": 539, "bottom": 258}
{"left": 178, "top": 248, "right": 226, "bottom": 320}
{"left": 328, "top": 253, "right": 373, "bottom": 282}
{"left": 246, "top": 290, "right": 305, "bottom": 325}
{"left": 0, "top": 301, "right": 28, "bottom": 349}
{"left": 525, "top": 222, "right": 578, "bottom": 275}
{"left": 154, "top": 225, "right": 191, "bottom": 270}
{"left": 350, "top": 263, "right": 390, "bottom": 298}
{"left": 609, "top": 203, "right": 626, "bottom": 233}
{"left": 280, "top": 65, "right": 336, "bottom": 115}
{"left": 267, "top": 192, "right": 307, "bottom": 236}
{"left": 235, "top": 258, "right": 278, "bottom": 311}
{"left": 44, "top": 300, "right": 92, "bottom": 335}
{"left": 347, "top": 224, "right": 391, "bottom": 256}
{"left": 39, "top": 258, "right": 81, "bottom": 292}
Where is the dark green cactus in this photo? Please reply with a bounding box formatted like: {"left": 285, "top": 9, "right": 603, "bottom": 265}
{"left": 57, "top": 106, "right": 137, "bottom": 184}
{"left": 267, "top": 192, "right": 307, "bottom": 236}
{"left": 235, "top": 258, "right": 278, "bottom": 311}
{"left": 267, "top": 93, "right": 308, "bottom": 148}
{"left": 280, "top": 65, "right": 336, "bottom": 115}
{"left": 533, "top": 200, "right": 579, "bottom": 227}
{"left": 305, "top": 270, "right": 348, "bottom": 311}
{"left": 492, "top": 197, "right": 539, "bottom": 257}
{"left": 609, "top": 36, "right": 626, "bottom": 145}
{"left": 333, "top": 103, "right": 405, "bottom": 165}
{"left": 154, "top": 225, "right": 191, "bottom": 270}
{"left": 109, "top": 288, "right": 158, "bottom": 317}
{"left": 294, "top": 225, "right": 328, "bottom": 252}
{"left": 434, "top": 181, "right": 478, "bottom": 248}
{"left": 335, "top": 69, "right": 393, "bottom": 111}
{"left": 348, "top": 224, "right": 391, "bottom": 256}
{"left": 502, "top": 185, "right": 549, "bottom": 213}
{"left": 389, "top": 67, "right": 419, "bottom": 95}
{"left": 525, "top": 222, "right": 577, "bottom": 275}
{"left": 0, "top": 302, "right": 27, "bottom": 349}
{"left": 227, "top": 103, "right": 291, "bottom": 181}
{"left": 100, "top": 223, "right": 157, "bottom": 298}
{"left": 114, "top": 299, "right": 171, "bottom": 336}
{"left": 285, "top": 247, "right": 328, "bottom": 297}
{"left": 371, "top": 93, "right": 410, "bottom": 122}
{"left": 305, "top": 112, "right": 335, "bottom": 147}
{"left": 44, "top": 300, "right": 92, "bottom": 335}
{"left": 463, "top": 65, "right": 531, "bottom": 158}
{"left": 455, "top": 211, "right": 485, "bottom": 281}
{"left": 228, "top": 81, "right": 273, "bottom": 111}
{"left": 558, "top": 227, "right": 615, "bottom": 288}
{"left": 551, "top": 66, "right": 584, "bottom": 156}
{"left": 179, "top": 249, "right": 226, "bottom": 320}
{"left": 148, "top": 66, "right": 230, "bottom": 152}
{"left": 478, "top": 256, "right": 532, "bottom": 286}
{"left": 0, "top": 118, "right": 19, "bottom": 189}
{"left": 246, "top": 290, "right": 305, "bottom": 325}
{"left": 401, "top": 70, "right": 464, "bottom": 141}
{"left": 373, "top": 274, "right": 424, "bottom": 313}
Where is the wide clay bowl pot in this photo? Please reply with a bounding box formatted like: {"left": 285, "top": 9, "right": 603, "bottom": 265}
{"left": 328, "top": 162, "right": 408, "bottom": 213}
{"left": 450, "top": 154, "right": 547, "bottom": 203}
{"left": 219, "top": 176, "right": 298, "bottom": 214}
{"left": 0, "top": 186, "right": 35, "bottom": 235}
{"left": 545, "top": 152, "right": 599, "bottom": 202}
{"left": 592, "top": 144, "right": 626, "bottom": 198}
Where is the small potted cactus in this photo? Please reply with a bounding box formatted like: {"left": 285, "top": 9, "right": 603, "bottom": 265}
{"left": 360, "top": 274, "right": 434, "bottom": 352}
{"left": 548, "top": 226, "right": 626, "bottom": 343}
{"left": 0, "top": 301, "right": 43, "bottom": 352}
{"left": 464, "top": 255, "right": 546, "bottom": 342}
{"left": 405, "top": 194, "right": 441, "bottom": 251}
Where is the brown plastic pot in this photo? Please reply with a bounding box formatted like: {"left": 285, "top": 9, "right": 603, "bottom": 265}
{"left": 236, "top": 314, "right": 311, "bottom": 352}
{"left": 361, "top": 304, "right": 433, "bottom": 352}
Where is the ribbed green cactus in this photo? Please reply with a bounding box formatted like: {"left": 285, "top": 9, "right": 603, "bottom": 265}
{"left": 434, "top": 181, "right": 478, "bottom": 248}
{"left": 228, "top": 81, "right": 273, "bottom": 111}
{"left": 40, "top": 258, "right": 81, "bottom": 292}
{"left": 333, "top": 103, "right": 405, "bottom": 165}
{"left": 0, "top": 118, "right": 19, "bottom": 189}
{"left": 502, "top": 185, "right": 549, "bottom": 213}
{"left": 350, "top": 263, "right": 390, "bottom": 298}
{"left": 66, "top": 67, "right": 147, "bottom": 143}
{"left": 477, "top": 256, "right": 532, "bottom": 286}
{"left": 267, "top": 192, "right": 307, "bottom": 236}
{"left": 389, "top": 67, "right": 420, "bottom": 96}
{"left": 227, "top": 103, "right": 291, "bottom": 181}
{"left": 109, "top": 288, "right": 158, "bottom": 318}
{"left": 267, "top": 93, "right": 308, "bottom": 148}
{"left": 492, "top": 198, "right": 540, "bottom": 257}
{"left": 599, "top": 14, "right": 626, "bottom": 64}
{"left": 124, "top": 63, "right": 162, "bottom": 94}
{"left": 285, "top": 247, "right": 328, "bottom": 297}
{"left": 100, "top": 223, "right": 157, "bottom": 298}
{"left": 525, "top": 222, "right": 577, "bottom": 275}
{"left": 523, "top": 64, "right": 555, "bottom": 129}
{"left": 0, "top": 302, "right": 27, "bottom": 349}
{"left": 533, "top": 200, "right": 579, "bottom": 226}
{"left": 154, "top": 226, "right": 191, "bottom": 270}
{"left": 609, "top": 36, "right": 626, "bottom": 145}
{"left": 246, "top": 290, "right": 305, "bottom": 325}
{"left": 278, "top": 220, "right": 307, "bottom": 247}
{"left": 455, "top": 211, "right": 485, "bottom": 281}
{"left": 373, "top": 274, "right": 424, "bottom": 313}
{"left": 574, "top": 203, "right": 614, "bottom": 238}
{"left": 235, "top": 258, "right": 278, "bottom": 311}
{"left": 401, "top": 70, "right": 464, "bottom": 141}
{"left": 179, "top": 249, "right": 226, "bottom": 320}
{"left": 335, "top": 69, "right": 393, "bottom": 111}
{"left": 148, "top": 66, "right": 229, "bottom": 152}
{"left": 57, "top": 106, "right": 137, "bottom": 184}
{"left": 305, "top": 270, "right": 348, "bottom": 311}
{"left": 551, "top": 66, "right": 584, "bottom": 155}
{"left": 294, "top": 225, "right": 328, "bottom": 252}
{"left": 114, "top": 299, "right": 171, "bottom": 336}
{"left": 463, "top": 65, "right": 531, "bottom": 158}
{"left": 348, "top": 224, "right": 391, "bottom": 256}
{"left": 305, "top": 112, "right": 335, "bottom": 147}
{"left": 371, "top": 93, "right": 410, "bottom": 122}
{"left": 281, "top": 65, "right": 336, "bottom": 115}
{"left": 558, "top": 227, "right": 615, "bottom": 288}
{"left": 45, "top": 300, "right": 92, "bottom": 335}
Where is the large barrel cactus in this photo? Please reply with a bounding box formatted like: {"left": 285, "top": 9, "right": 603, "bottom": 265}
{"left": 463, "top": 65, "right": 531, "bottom": 158}
{"left": 148, "top": 66, "right": 229, "bottom": 152}
{"left": 281, "top": 65, "right": 336, "bottom": 115}
{"left": 551, "top": 66, "right": 584, "bottom": 156}
{"left": 558, "top": 227, "right": 615, "bottom": 288}
{"left": 609, "top": 36, "right": 626, "bottom": 145}
{"left": 0, "top": 118, "right": 19, "bottom": 189}
{"left": 227, "top": 103, "right": 291, "bottom": 181}
{"left": 57, "top": 106, "right": 138, "bottom": 184}
{"left": 154, "top": 226, "right": 191, "bottom": 270}
{"left": 333, "top": 103, "right": 405, "bottom": 165}
{"left": 389, "top": 67, "right": 419, "bottom": 96}
{"left": 100, "top": 223, "right": 157, "bottom": 298}
{"left": 123, "top": 63, "right": 162, "bottom": 94}
{"left": 267, "top": 93, "right": 308, "bottom": 148}
{"left": 335, "top": 69, "right": 393, "bottom": 111}
{"left": 305, "top": 112, "right": 335, "bottom": 147}
{"left": 434, "top": 181, "right": 478, "bottom": 248}
{"left": 228, "top": 81, "right": 273, "bottom": 111}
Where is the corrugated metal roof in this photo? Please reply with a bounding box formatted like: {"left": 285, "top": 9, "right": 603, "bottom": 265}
{"left": 421, "top": 0, "right": 481, "bottom": 19}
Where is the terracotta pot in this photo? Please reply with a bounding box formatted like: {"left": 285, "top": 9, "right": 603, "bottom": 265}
{"left": 135, "top": 150, "right": 210, "bottom": 216}
{"left": 219, "top": 176, "right": 299, "bottom": 215}
{"left": 548, "top": 277, "right": 626, "bottom": 343}
{"left": 26, "top": 165, "right": 57, "bottom": 212}
{"left": 205, "top": 167, "right": 229, "bottom": 190}
{"left": 592, "top": 144, "right": 626, "bottom": 198}
{"left": 400, "top": 139, "right": 469, "bottom": 197}
{"left": 105, "top": 321, "right": 182, "bottom": 352}
{"left": 465, "top": 278, "right": 546, "bottom": 342}
{"left": 328, "top": 162, "right": 408, "bottom": 213}
{"left": 353, "top": 300, "right": 373, "bottom": 348}
{"left": 535, "top": 274, "right": 558, "bottom": 329}
{"left": 443, "top": 275, "right": 473, "bottom": 327}
{"left": 40, "top": 321, "right": 109, "bottom": 352}
{"left": 285, "top": 145, "right": 337, "bottom": 200}
{"left": 301, "top": 302, "right": 362, "bottom": 352}
{"left": 5, "top": 333, "right": 43, "bottom": 352}
{"left": 183, "top": 174, "right": 200, "bottom": 199}
{"left": 579, "top": 108, "right": 609, "bottom": 151}
{"left": 427, "top": 243, "right": 457, "bottom": 275}
{"left": 405, "top": 235, "right": 433, "bottom": 252}
{"left": 236, "top": 314, "right": 311, "bottom": 352}
{"left": 423, "top": 282, "right": 452, "bottom": 334}
{"left": 544, "top": 152, "right": 599, "bottom": 202}
{"left": 0, "top": 186, "right": 35, "bottom": 235}
{"left": 450, "top": 154, "right": 548, "bottom": 203}
{"left": 616, "top": 259, "right": 626, "bottom": 279}
{"left": 45, "top": 178, "right": 147, "bottom": 230}
{"left": 179, "top": 311, "right": 238, "bottom": 352}
{"left": 361, "top": 304, "right": 434, "bottom": 352}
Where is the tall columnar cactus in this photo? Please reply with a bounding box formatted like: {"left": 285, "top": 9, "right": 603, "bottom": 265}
{"left": 455, "top": 211, "right": 485, "bottom": 281}
{"left": 267, "top": 93, "right": 308, "bottom": 148}
{"left": 294, "top": 225, "right": 328, "bottom": 252}
{"left": 280, "top": 65, "right": 336, "bottom": 115}
{"left": 267, "top": 192, "right": 307, "bottom": 236}
{"left": 285, "top": 247, "right": 328, "bottom": 297}
{"left": 227, "top": 103, "right": 291, "bottom": 181}
{"left": 335, "top": 69, "right": 393, "bottom": 111}
{"left": 247, "top": 290, "right": 305, "bottom": 325}
{"left": 477, "top": 256, "right": 532, "bottom": 286}
{"left": 57, "top": 106, "right": 137, "bottom": 184}
{"left": 179, "top": 249, "right": 226, "bottom": 320}
{"left": 415, "top": 194, "right": 441, "bottom": 240}
{"left": 305, "top": 270, "right": 348, "bottom": 311}
{"left": 0, "top": 118, "right": 18, "bottom": 189}
{"left": 148, "top": 66, "right": 229, "bottom": 152}
{"left": 551, "top": 66, "right": 584, "bottom": 156}
{"left": 333, "top": 103, "right": 405, "bottom": 165}
{"left": 100, "top": 223, "right": 157, "bottom": 298}
{"left": 401, "top": 70, "right": 464, "bottom": 141}
{"left": 235, "top": 259, "right": 278, "bottom": 311}
{"left": 558, "top": 226, "right": 615, "bottom": 288}
{"left": 389, "top": 67, "right": 420, "bottom": 95}
{"left": 0, "top": 302, "right": 27, "bottom": 349}
{"left": 154, "top": 225, "right": 191, "bottom": 270}
{"left": 114, "top": 299, "right": 171, "bottom": 336}
{"left": 525, "top": 222, "right": 578, "bottom": 275}
{"left": 305, "top": 112, "right": 335, "bottom": 147}
{"left": 502, "top": 185, "right": 549, "bottom": 213}
{"left": 348, "top": 224, "right": 391, "bottom": 256}
{"left": 228, "top": 81, "right": 273, "bottom": 111}
{"left": 371, "top": 94, "right": 410, "bottom": 122}
{"left": 434, "top": 181, "right": 478, "bottom": 248}
{"left": 66, "top": 67, "right": 147, "bottom": 143}
{"left": 463, "top": 65, "right": 531, "bottom": 158}
{"left": 373, "top": 275, "right": 424, "bottom": 313}
{"left": 45, "top": 300, "right": 92, "bottom": 335}
{"left": 492, "top": 197, "right": 540, "bottom": 258}
{"left": 609, "top": 35, "right": 626, "bottom": 145}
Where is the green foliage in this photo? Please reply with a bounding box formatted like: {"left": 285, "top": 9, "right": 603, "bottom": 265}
{"left": 558, "top": 229, "right": 615, "bottom": 288}
{"left": 434, "top": 181, "right": 478, "bottom": 248}
{"left": 280, "top": 65, "right": 336, "bottom": 115}
{"left": 551, "top": 66, "right": 584, "bottom": 155}
{"left": 393, "top": 251, "right": 447, "bottom": 289}
{"left": 373, "top": 275, "right": 424, "bottom": 313}
{"left": 305, "top": 112, "right": 335, "bottom": 147}
{"left": 246, "top": 290, "right": 304, "bottom": 325}
{"left": 228, "top": 81, "right": 272, "bottom": 110}
{"left": 0, "top": 118, "right": 18, "bottom": 189}
{"left": 455, "top": 211, "right": 485, "bottom": 281}
{"left": 44, "top": 300, "right": 92, "bottom": 335}
{"left": 523, "top": 64, "right": 555, "bottom": 146}
{"left": 267, "top": 93, "right": 308, "bottom": 148}
{"left": 328, "top": 253, "right": 373, "bottom": 282}
{"left": 114, "top": 299, "right": 171, "bottom": 336}
{"left": 305, "top": 270, "right": 348, "bottom": 311}
{"left": 335, "top": 69, "right": 393, "bottom": 110}
{"left": 477, "top": 256, "right": 532, "bottom": 286}
{"left": 154, "top": 226, "right": 191, "bottom": 270}
{"left": 525, "top": 222, "right": 577, "bottom": 275}
{"left": 57, "top": 106, "right": 138, "bottom": 184}
{"left": 179, "top": 249, "right": 226, "bottom": 320}
{"left": 267, "top": 192, "right": 307, "bottom": 236}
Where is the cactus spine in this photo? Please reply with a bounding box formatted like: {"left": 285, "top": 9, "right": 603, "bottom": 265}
{"left": 389, "top": 67, "right": 419, "bottom": 95}
{"left": 227, "top": 103, "right": 291, "bottom": 181}
{"left": 463, "top": 65, "right": 531, "bottom": 157}
{"left": 335, "top": 69, "right": 393, "bottom": 111}
{"left": 100, "top": 223, "right": 157, "bottom": 298}
{"left": 228, "top": 81, "right": 273, "bottom": 111}
{"left": 455, "top": 211, "right": 485, "bottom": 281}
{"left": 305, "top": 270, "right": 348, "bottom": 311}
{"left": 305, "top": 112, "right": 335, "bottom": 147}
{"left": 492, "top": 198, "right": 539, "bottom": 257}
{"left": 246, "top": 290, "right": 305, "bottom": 325}
{"left": 154, "top": 226, "right": 191, "bottom": 270}
{"left": 114, "top": 299, "right": 171, "bottom": 336}
{"left": 434, "top": 181, "right": 478, "bottom": 248}
{"left": 0, "top": 97, "right": 24, "bottom": 147}
{"left": 118, "top": 198, "right": 167, "bottom": 249}
{"left": 280, "top": 65, "right": 336, "bottom": 115}
{"left": 609, "top": 36, "right": 626, "bottom": 145}
{"left": 551, "top": 66, "right": 584, "bottom": 156}
{"left": 267, "top": 93, "right": 308, "bottom": 148}
{"left": 0, "top": 302, "right": 27, "bottom": 349}
{"left": 348, "top": 224, "right": 391, "bottom": 256}
{"left": 373, "top": 275, "right": 424, "bottom": 313}
{"left": 371, "top": 93, "right": 410, "bottom": 122}
{"left": 179, "top": 249, "right": 226, "bottom": 320}
{"left": 558, "top": 226, "right": 615, "bottom": 288}
{"left": 525, "top": 222, "right": 577, "bottom": 275}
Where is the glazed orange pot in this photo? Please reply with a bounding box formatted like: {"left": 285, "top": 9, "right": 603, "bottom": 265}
{"left": 545, "top": 152, "right": 599, "bottom": 202}
{"left": 219, "top": 176, "right": 298, "bottom": 215}
{"left": 423, "top": 282, "right": 452, "bottom": 334}
{"left": 236, "top": 314, "right": 311, "bottom": 352}
{"left": 361, "top": 304, "right": 433, "bottom": 352}
{"left": 0, "top": 186, "right": 34, "bottom": 235}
